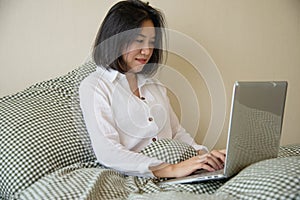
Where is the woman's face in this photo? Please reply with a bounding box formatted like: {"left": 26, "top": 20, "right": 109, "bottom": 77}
{"left": 122, "top": 20, "right": 156, "bottom": 73}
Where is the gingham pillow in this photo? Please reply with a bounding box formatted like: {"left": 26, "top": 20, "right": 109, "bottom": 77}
{"left": 139, "top": 139, "right": 227, "bottom": 194}
{"left": 140, "top": 139, "right": 198, "bottom": 164}
{"left": 216, "top": 156, "right": 300, "bottom": 199}
{"left": 0, "top": 61, "right": 97, "bottom": 199}
{"left": 16, "top": 139, "right": 224, "bottom": 199}
{"left": 278, "top": 144, "right": 300, "bottom": 158}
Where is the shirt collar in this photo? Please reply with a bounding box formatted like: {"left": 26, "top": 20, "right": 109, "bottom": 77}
{"left": 97, "top": 66, "right": 149, "bottom": 87}
{"left": 137, "top": 74, "right": 148, "bottom": 88}
{"left": 96, "top": 66, "right": 123, "bottom": 83}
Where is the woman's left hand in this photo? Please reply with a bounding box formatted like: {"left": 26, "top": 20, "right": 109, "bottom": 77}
{"left": 198, "top": 149, "right": 226, "bottom": 170}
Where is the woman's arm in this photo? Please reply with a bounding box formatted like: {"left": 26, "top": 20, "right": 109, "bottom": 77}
{"left": 152, "top": 149, "right": 226, "bottom": 178}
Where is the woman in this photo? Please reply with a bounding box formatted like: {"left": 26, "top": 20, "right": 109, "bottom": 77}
{"left": 79, "top": 0, "right": 225, "bottom": 178}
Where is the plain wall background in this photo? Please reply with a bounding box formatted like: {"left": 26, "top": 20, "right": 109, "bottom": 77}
{"left": 1, "top": 0, "right": 299, "bottom": 149}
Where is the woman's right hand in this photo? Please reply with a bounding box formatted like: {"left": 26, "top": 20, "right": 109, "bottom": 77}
{"left": 152, "top": 149, "right": 226, "bottom": 178}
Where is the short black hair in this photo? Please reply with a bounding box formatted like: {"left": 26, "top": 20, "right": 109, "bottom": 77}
{"left": 93, "top": 0, "right": 166, "bottom": 76}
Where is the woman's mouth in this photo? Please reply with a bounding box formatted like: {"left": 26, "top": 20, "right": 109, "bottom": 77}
{"left": 135, "top": 58, "right": 148, "bottom": 64}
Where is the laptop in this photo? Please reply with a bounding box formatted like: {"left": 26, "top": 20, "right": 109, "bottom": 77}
{"left": 160, "top": 81, "right": 288, "bottom": 184}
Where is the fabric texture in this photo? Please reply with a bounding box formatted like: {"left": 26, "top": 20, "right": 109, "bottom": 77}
{"left": 15, "top": 141, "right": 300, "bottom": 200}
{"left": 0, "top": 61, "right": 97, "bottom": 199}
{"left": 140, "top": 138, "right": 198, "bottom": 164}
{"left": 2, "top": 60, "right": 300, "bottom": 200}
{"left": 16, "top": 139, "right": 226, "bottom": 200}
{"left": 127, "top": 191, "right": 233, "bottom": 200}
{"left": 278, "top": 144, "right": 300, "bottom": 158}
{"left": 216, "top": 156, "right": 300, "bottom": 199}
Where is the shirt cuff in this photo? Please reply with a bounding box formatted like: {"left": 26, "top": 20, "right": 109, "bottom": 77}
{"left": 137, "top": 159, "right": 165, "bottom": 178}
{"left": 192, "top": 144, "right": 209, "bottom": 153}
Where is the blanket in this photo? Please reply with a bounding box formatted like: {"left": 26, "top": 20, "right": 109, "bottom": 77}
{"left": 15, "top": 141, "right": 300, "bottom": 200}
{"left": 1, "top": 61, "right": 299, "bottom": 200}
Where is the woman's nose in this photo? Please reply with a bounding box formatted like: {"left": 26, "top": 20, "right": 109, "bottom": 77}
{"left": 141, "top": 47, "right": 150, "bottom": 55}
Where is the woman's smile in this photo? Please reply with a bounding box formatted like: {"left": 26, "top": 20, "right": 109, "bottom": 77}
{"left": 135, "top": 58, "right": 148, "bottom": 65}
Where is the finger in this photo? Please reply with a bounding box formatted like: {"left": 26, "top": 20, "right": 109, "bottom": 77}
{"left": 193, "top": 154, "right": 222, "bottom": 169}
{"left": 196, "top": 154, "right": 208, "bottom": 163}
{"left": 216, "top": 149, "right": 226, "bottom": 156}
{"left": 198, "top": 163, "right": 215, "bottom": 172}
{"left": 211, "top": 150, "right": 226, "bottom": 163}
{"left": 219, "top": 149, "right": 226, "bottom": 155}
{"left": 206, "top": 154, "right": 223, "bottom": 170}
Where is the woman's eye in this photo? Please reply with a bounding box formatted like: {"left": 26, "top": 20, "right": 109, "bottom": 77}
{"left": 135, "top": 39, "right": 155, "bottom": 47}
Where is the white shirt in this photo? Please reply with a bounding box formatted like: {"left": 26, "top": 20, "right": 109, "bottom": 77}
{"left": 79, "top": 66, "right": 208, "bottom": 177}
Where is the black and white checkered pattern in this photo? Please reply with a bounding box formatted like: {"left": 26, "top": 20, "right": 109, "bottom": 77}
{"left": 140, "top": 138, "right": 198, "bottom": 164}
{"left": 16, "top": 139, "right": 226, "bottom": 199}
{"left": 216, "top": 155, "right": 300, "bottom": 199}
{"left": 139, "top": 139, "right": 227, "bottom": 194}
{"left": 16, "top": 162, "right": 140, "bottom": 200}
{"left": 1, "top": 60, "right": 300, "bottom": 200}
{"left": 278, "top": 144, "right": 300, "bottom": 158}
{"left": 0, "top": 61, "right": 97, "bottom": 199}
{"left": 17, "top": 139, "right": 299, "bottom": 200}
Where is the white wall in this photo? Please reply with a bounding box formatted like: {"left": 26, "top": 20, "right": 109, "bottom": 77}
{"left": 1, "top": 0, "right": 299, "bottom": 148}
{"left": 0, "top": 0, "right": 117, "bottom": 96}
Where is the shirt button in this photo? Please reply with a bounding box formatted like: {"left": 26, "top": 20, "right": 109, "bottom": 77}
{"left": 152, "top": 138, "right": 157, "bottom": 142}
{"left": 148, "top": 117, "right": 153, "bottom": 122}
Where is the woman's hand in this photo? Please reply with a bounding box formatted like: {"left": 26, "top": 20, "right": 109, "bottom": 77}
{"left": 152, "top": 149, "right": 226, "bottom": 178}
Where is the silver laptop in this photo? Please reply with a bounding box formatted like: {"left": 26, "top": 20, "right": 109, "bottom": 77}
{"left": 160, "top": 81, "right": 288, "bottom": 184}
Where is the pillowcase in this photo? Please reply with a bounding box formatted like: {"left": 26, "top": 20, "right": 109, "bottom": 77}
{"left": 140, "top": 138, "right": 198, "bottom": 164}
{"left": 0, "top": 61, "right": 97, "bottom": 199}
{"left": 216, "top": 156, "right": 300, "bottom": 199}
{"left": 15, "top": 139, "right": 225, "bottom": 199}
{"left": 139, "top": 139, "right": 226, "bottom": 195}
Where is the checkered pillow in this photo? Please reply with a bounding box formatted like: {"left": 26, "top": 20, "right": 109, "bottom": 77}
{"left": 140, "top": 139, "right": 198, "bottom": 164}
{"left": 139, "top": 139, "right": 226, "bottom": 194}
{"left": 216, "top": 155, "right": 300, "bottom": 199}
{"left": 278, "top": 144, "right": 300, "bottom": 158}
{"left": 0, "top": 61, "right": 97, "bottom": 199}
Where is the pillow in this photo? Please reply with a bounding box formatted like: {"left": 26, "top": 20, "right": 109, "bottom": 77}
{"left": 16, "top": 139, "right": 198, "bottom": 199}
{"left": 139, "top": 139, "right": 227, "bottom": 195}
{"left": 0, "top": 61, "right": 97, "bottom": 199}
{"left": 216, "top": 156, "right": 300, "bottom": 199}
{"left": 278, "top": 144, "right": 300, "bottom": 158}
{"left": 16, "top": 139, "right": 225, "bottom": 199}
{"left": 140, "top": 138, "right": 198, "bottom": 164}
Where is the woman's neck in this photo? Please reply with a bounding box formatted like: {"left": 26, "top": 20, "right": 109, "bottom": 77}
{"left": 125, "top": 72, "right": 140, "bottom": 98}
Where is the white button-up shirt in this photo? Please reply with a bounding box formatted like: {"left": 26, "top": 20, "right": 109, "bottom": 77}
{"left": 79, "top": 66, "right": 208, "bottom": 177}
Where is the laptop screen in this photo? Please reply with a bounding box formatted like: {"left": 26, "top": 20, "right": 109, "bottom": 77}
{"left": 224, "top": 81, "right": 287, "bottom": 177}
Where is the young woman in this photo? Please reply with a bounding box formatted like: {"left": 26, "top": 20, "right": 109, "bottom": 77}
{"left": 79, "top": 0, "right": 225, "bottom": 178}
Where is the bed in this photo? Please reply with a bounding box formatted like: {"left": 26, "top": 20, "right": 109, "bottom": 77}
{"left": 1, "top": 61, "right": 299, "bottom": 200}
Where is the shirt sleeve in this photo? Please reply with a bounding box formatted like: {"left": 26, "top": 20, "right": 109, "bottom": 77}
{"left": 79, "top": 77, "right": 164, "bottom": 177}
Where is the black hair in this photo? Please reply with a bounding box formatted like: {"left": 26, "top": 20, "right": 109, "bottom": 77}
{"left": 93, "top": 0, "right": 165, "bottom": 75}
